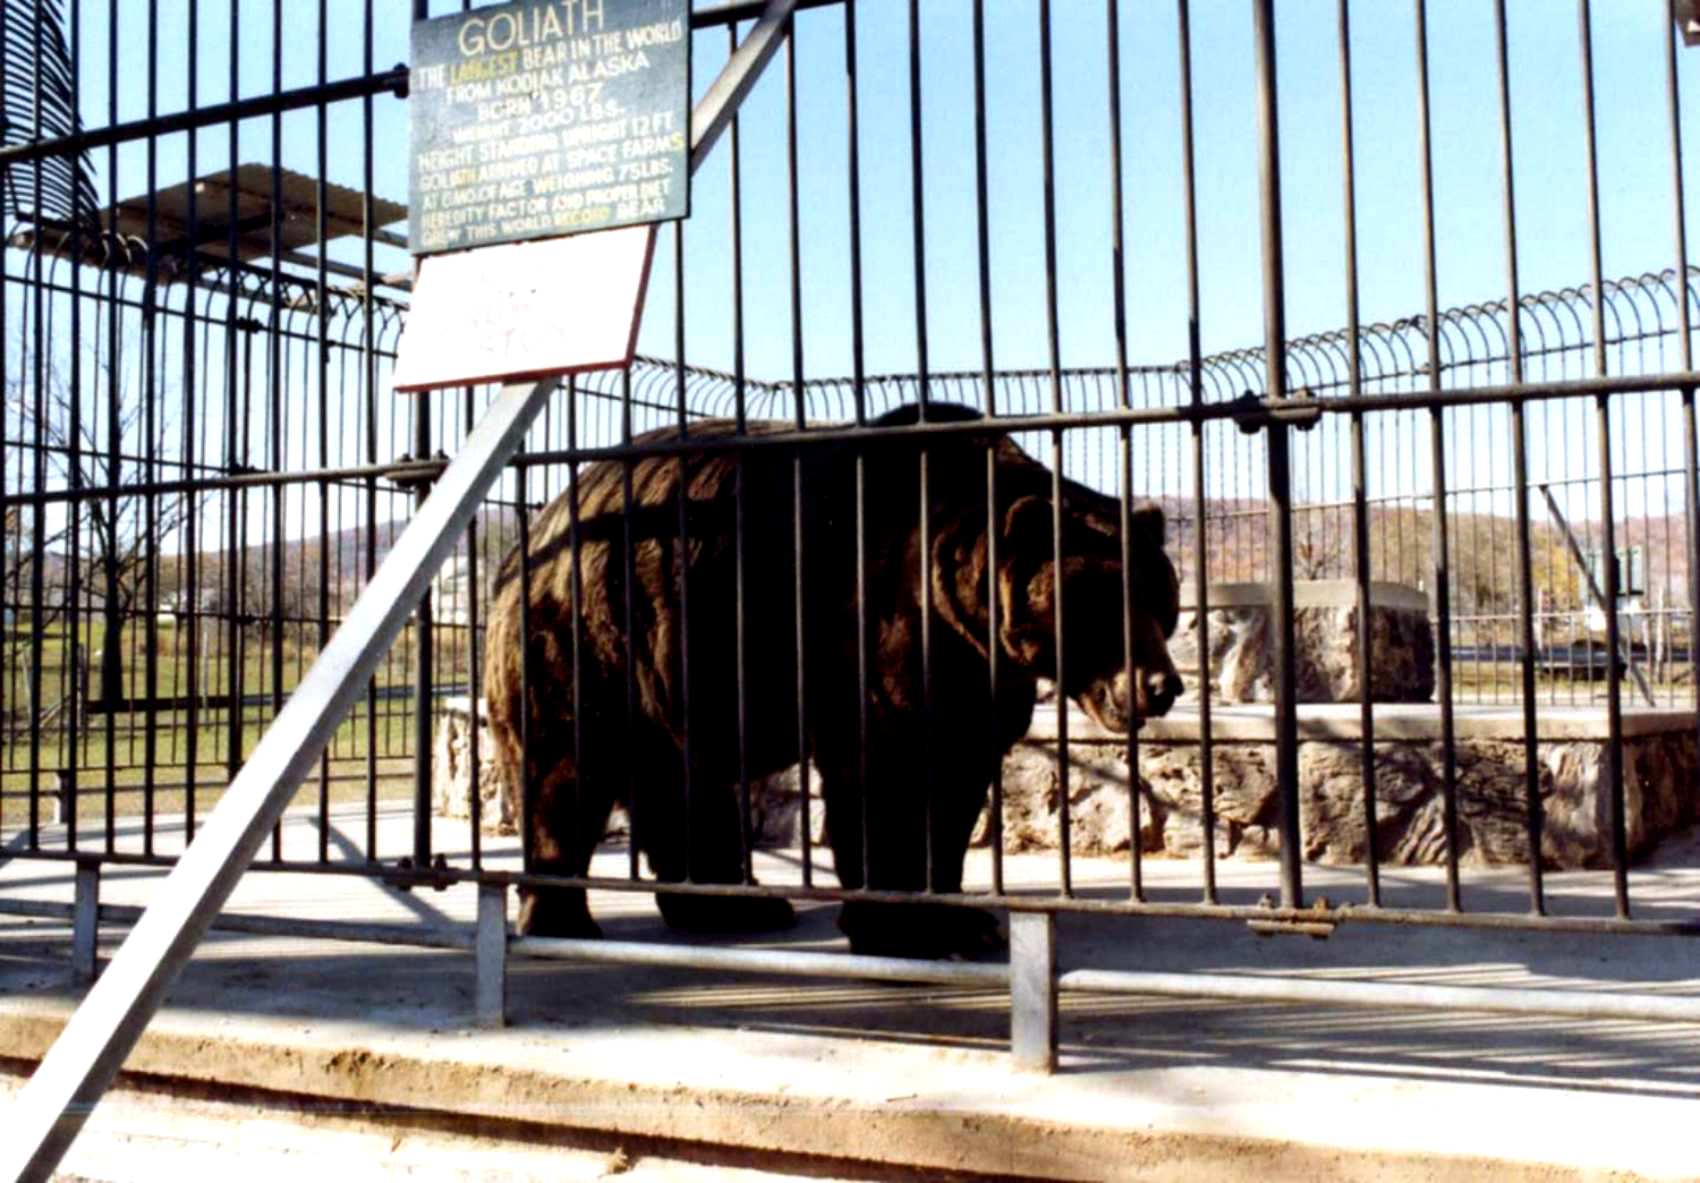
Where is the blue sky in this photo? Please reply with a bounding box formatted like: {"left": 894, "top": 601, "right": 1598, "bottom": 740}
{"left": 57, "top": 0, "right": 1700, "bottom": 386}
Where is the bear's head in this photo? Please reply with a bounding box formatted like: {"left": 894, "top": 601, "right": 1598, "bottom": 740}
{"left": 989, "top": 493, "right": 1182, "bottom": 731}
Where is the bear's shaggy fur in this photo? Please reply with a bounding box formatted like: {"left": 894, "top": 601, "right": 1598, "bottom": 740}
{"left": 482, "top": 405, "right": 1181, "bottom": 957}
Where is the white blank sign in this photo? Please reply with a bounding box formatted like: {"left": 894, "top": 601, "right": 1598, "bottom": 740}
{"left": 390, "top": 222, "right": 657, "bottom": 393}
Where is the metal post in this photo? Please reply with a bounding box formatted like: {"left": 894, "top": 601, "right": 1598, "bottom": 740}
{"left": 71, "top": 860, "right": 99, "bottom": 984}
{"left": 1009, "top": 911, "right": 1057, "bottom": 1074}
{"left": 475, "top": 882, "right": 508, "bottom": 1030}
{"left": 52, "top": 769, "right": 72, "bottom": 829}
{"left": 1251, "top": 0, "right": 1303, "bottom": 909}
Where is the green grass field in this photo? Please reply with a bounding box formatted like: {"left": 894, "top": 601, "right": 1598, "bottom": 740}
{"left": 0, "top": 616, "right": 451, "bottom": 829}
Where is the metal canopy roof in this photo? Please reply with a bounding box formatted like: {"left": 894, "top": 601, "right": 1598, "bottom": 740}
{"left": 9, "top": 163, "right": 407, "bottom": 279}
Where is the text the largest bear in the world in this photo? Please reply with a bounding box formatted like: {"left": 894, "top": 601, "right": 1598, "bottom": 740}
{"left": 483, "top": 404, "right": 1182, "bottom": 959}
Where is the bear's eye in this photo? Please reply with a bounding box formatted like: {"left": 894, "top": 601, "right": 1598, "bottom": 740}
{"left": 1152, "top": 570, "right": 1180, "bottom": 639}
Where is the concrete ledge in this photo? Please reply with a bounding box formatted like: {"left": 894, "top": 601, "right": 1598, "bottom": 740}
{"left": 0, "top": 995, "right": 1581, "bottom": 1183}
{"left": 1181, "top": 579, "right": 1430, "bottom": 613}
{"left": 7, "top": 815, "right": 1700, "bottom": 1180}
{"left": 3, "top": 963, "right": 1694, "bottom": 1183}
{"left": 1030, "top": 702, "right": 1700, "bottom": 743}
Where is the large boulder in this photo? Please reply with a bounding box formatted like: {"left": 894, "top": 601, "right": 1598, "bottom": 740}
{"left": 1168, "top": 580, "right": 1435, "bottom": 704}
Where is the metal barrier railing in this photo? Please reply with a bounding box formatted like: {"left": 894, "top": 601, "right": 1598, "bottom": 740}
{"left": 5, "top": 0, "right": 1700, "bottom": 1178}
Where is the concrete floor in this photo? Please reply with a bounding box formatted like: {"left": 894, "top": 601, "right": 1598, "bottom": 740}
{"left": 4, "top": 804, "right": 1700, "bottom": 1180}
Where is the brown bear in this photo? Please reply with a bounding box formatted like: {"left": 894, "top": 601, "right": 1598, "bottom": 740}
{"left": 482, "top": 403, "right": 1182, "bottom": 958}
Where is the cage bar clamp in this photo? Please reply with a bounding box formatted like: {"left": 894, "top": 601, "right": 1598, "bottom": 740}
{"left": 383, "top": 451, "right": 449, "bottom": 492}
{"left": 1229, "top": 389, "right": 1323, "bottom": 436}
{"left": 1247, "top": 893, "right": 1339, "bottom": 940}
{"left": 391, "top": 853, "right": 453, "bottom": 894}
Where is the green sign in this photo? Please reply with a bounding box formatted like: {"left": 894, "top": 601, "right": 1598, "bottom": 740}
{"left": 409, "top": 0, "right": 690, "bottom": 256}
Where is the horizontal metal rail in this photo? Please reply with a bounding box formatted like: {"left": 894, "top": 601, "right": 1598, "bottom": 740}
{"left": 0, "top": 896, "right": 473, "bottom": 951}
{"left": 0, "top": 69, "right": 412, "bottom": 172}
{"left": 3, "top": 362, "right": 1691, "bottom": 516}
{"left": 10, "top": 849, "right": 1700, "bottom": 938}
{"left": 0, "top": 4, "right": 851, "bottom": 175}
{"left": 9, "top": 893, "right": 1695, "bottom": 1027}
{"left": 1052, "top": 968, "right": 1700, "bottom": 1023}
{"left": 513, "top": 935, "right": 1011, "bottom": 987}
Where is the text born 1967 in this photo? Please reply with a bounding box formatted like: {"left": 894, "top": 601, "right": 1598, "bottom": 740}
{"left": 409, "top": 0, "right": 690, "bottom": 256}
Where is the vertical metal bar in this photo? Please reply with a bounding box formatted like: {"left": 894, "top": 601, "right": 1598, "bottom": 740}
{"left": 24, "top": 0, "right": 43, "bottom": 851}
{"left": 268, "top": 0, "right": 286, "bottom": 863}
{"left": 728, "top": 22, "right": 753, "bottom": 883}
{"left": 1177, "top": 0, "right": 1215, "bottom": 903}
{"left": 1038, "top": 0, "right": 1072, "bottom": 898}
{"left": 1099, "top": 0, "right": 1134, "bottom": 904}
{"left": 182, "top": 0, "right": 201, "bottom": 847}
{"left": 412, "top": 0, "right": 437, "bottom": 870}
{"left": 314, "top": 0, "right": 331, "bottom": 863}
{"left": 72, "top": 860, "right": 100, "bottom": 984}
{"left": 907, "top": 0, "right": 937, "bottom": 893}
{"left": 1108, "top": 0, "right": 1145, "bottom": 900}
{"left": 785, "top": 16, "right": 812, "bottom": 885}
{"left": 1497, "top": 0, "right": 1544, "bottom": 913}
{"left": 0, "top": 0, "right": 7, "bottom": 832}
{"left": 673, "top": 222, "right": 695, "bottom": 879}
{"left": 463, "top": 413, "right": 482, "bottom": 870}
{"left": 1413, "top": 0, "right": 1462, "bottom": 911}
{"left": 1666, "top": 3, "right": 1700, "bottom": 788}
{"left": 103, "top": 0, "right": 122, "bottom": 854}
{"left": 620, "top": 366, "right": 640, "bottom": 881}
{"left": 845, "top": 0, "right": 872, "bottom": 893}
{"left": 140, "top": 0, "right": 161, "bottom": 858}
{"left": 1009, "top": 911, "right": 1057, "bottom": 1074}
{"left": 1339, "top": 0, "right": 1378, "bottom": 907}
{"left": 1577, "top": 0, "right": 1629, "bottom": 917}
{"left": 223, "top": 0, "right": 243, "bottom": 804}
{"left": 1252, "top": 0, "right": 1303, "bottom": 909}
{"left": 362, "top": 0, "right": 379, "bottom": 862}
{"left": 971, "top": 0, "right": 1003, "bottom": 897}
{"left": 64, "top": 0, "right": 84, "bottom": 858}
{"left": 567, "top": 396, "right": 586, "bottom": 879}
{"left": 475, "top": 881, "right": 507, "bottom": 1029}
{"left": 414, "top": 389, "right": 434, "bottom": 871}
{"left": 518, "top": 472, "right": 536, "bottom": 874}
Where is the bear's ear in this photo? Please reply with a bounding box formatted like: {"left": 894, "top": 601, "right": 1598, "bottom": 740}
{"left": 1129, "top": 502, "right": 1166, "bottom": 551}
{"left": 1002, "top": 494, "right": 1054, "bottom": 555}
{"left": 996, "top": 495, "right": 1056, "bottom": 664}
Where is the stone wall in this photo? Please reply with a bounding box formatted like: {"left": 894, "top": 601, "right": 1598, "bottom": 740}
{"left": 434, "top": 695, "right": 1697, "bottom": 872}
{"left": 431, "top": 700, "right": 514, "bottom": 834}
{"left": 987, "top": 726, "right": 1700, "bottom": 870}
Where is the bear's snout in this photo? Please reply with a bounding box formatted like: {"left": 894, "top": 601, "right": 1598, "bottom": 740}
{"left": 1078, "top": 663, "right": 1182, "bottom": 733}
{"left": 1142, "top": 669, "right": 1183, "bottom": 717}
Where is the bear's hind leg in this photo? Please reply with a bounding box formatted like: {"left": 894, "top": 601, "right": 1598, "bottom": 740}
{"left": 825, "top": 761, "right": 1003, "bottom": 960}
{"left": 516, "top": 756, "right": 617, "bottom": 939}
{"left": 634, "top": 750, "right": 795, "bottom": 934}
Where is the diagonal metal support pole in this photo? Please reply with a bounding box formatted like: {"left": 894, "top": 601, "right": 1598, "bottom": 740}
{"left": 2, "top": 375, "right": 556, "bottom": 1181}
{"left": 1537, "top": 483, "right": 1656, "bottom": 708}
{"left": 2, "top": 5, "right": 794, "bottom": 1176}
{"left": 689, "top": 0, "right": 796, "bottom": 175}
